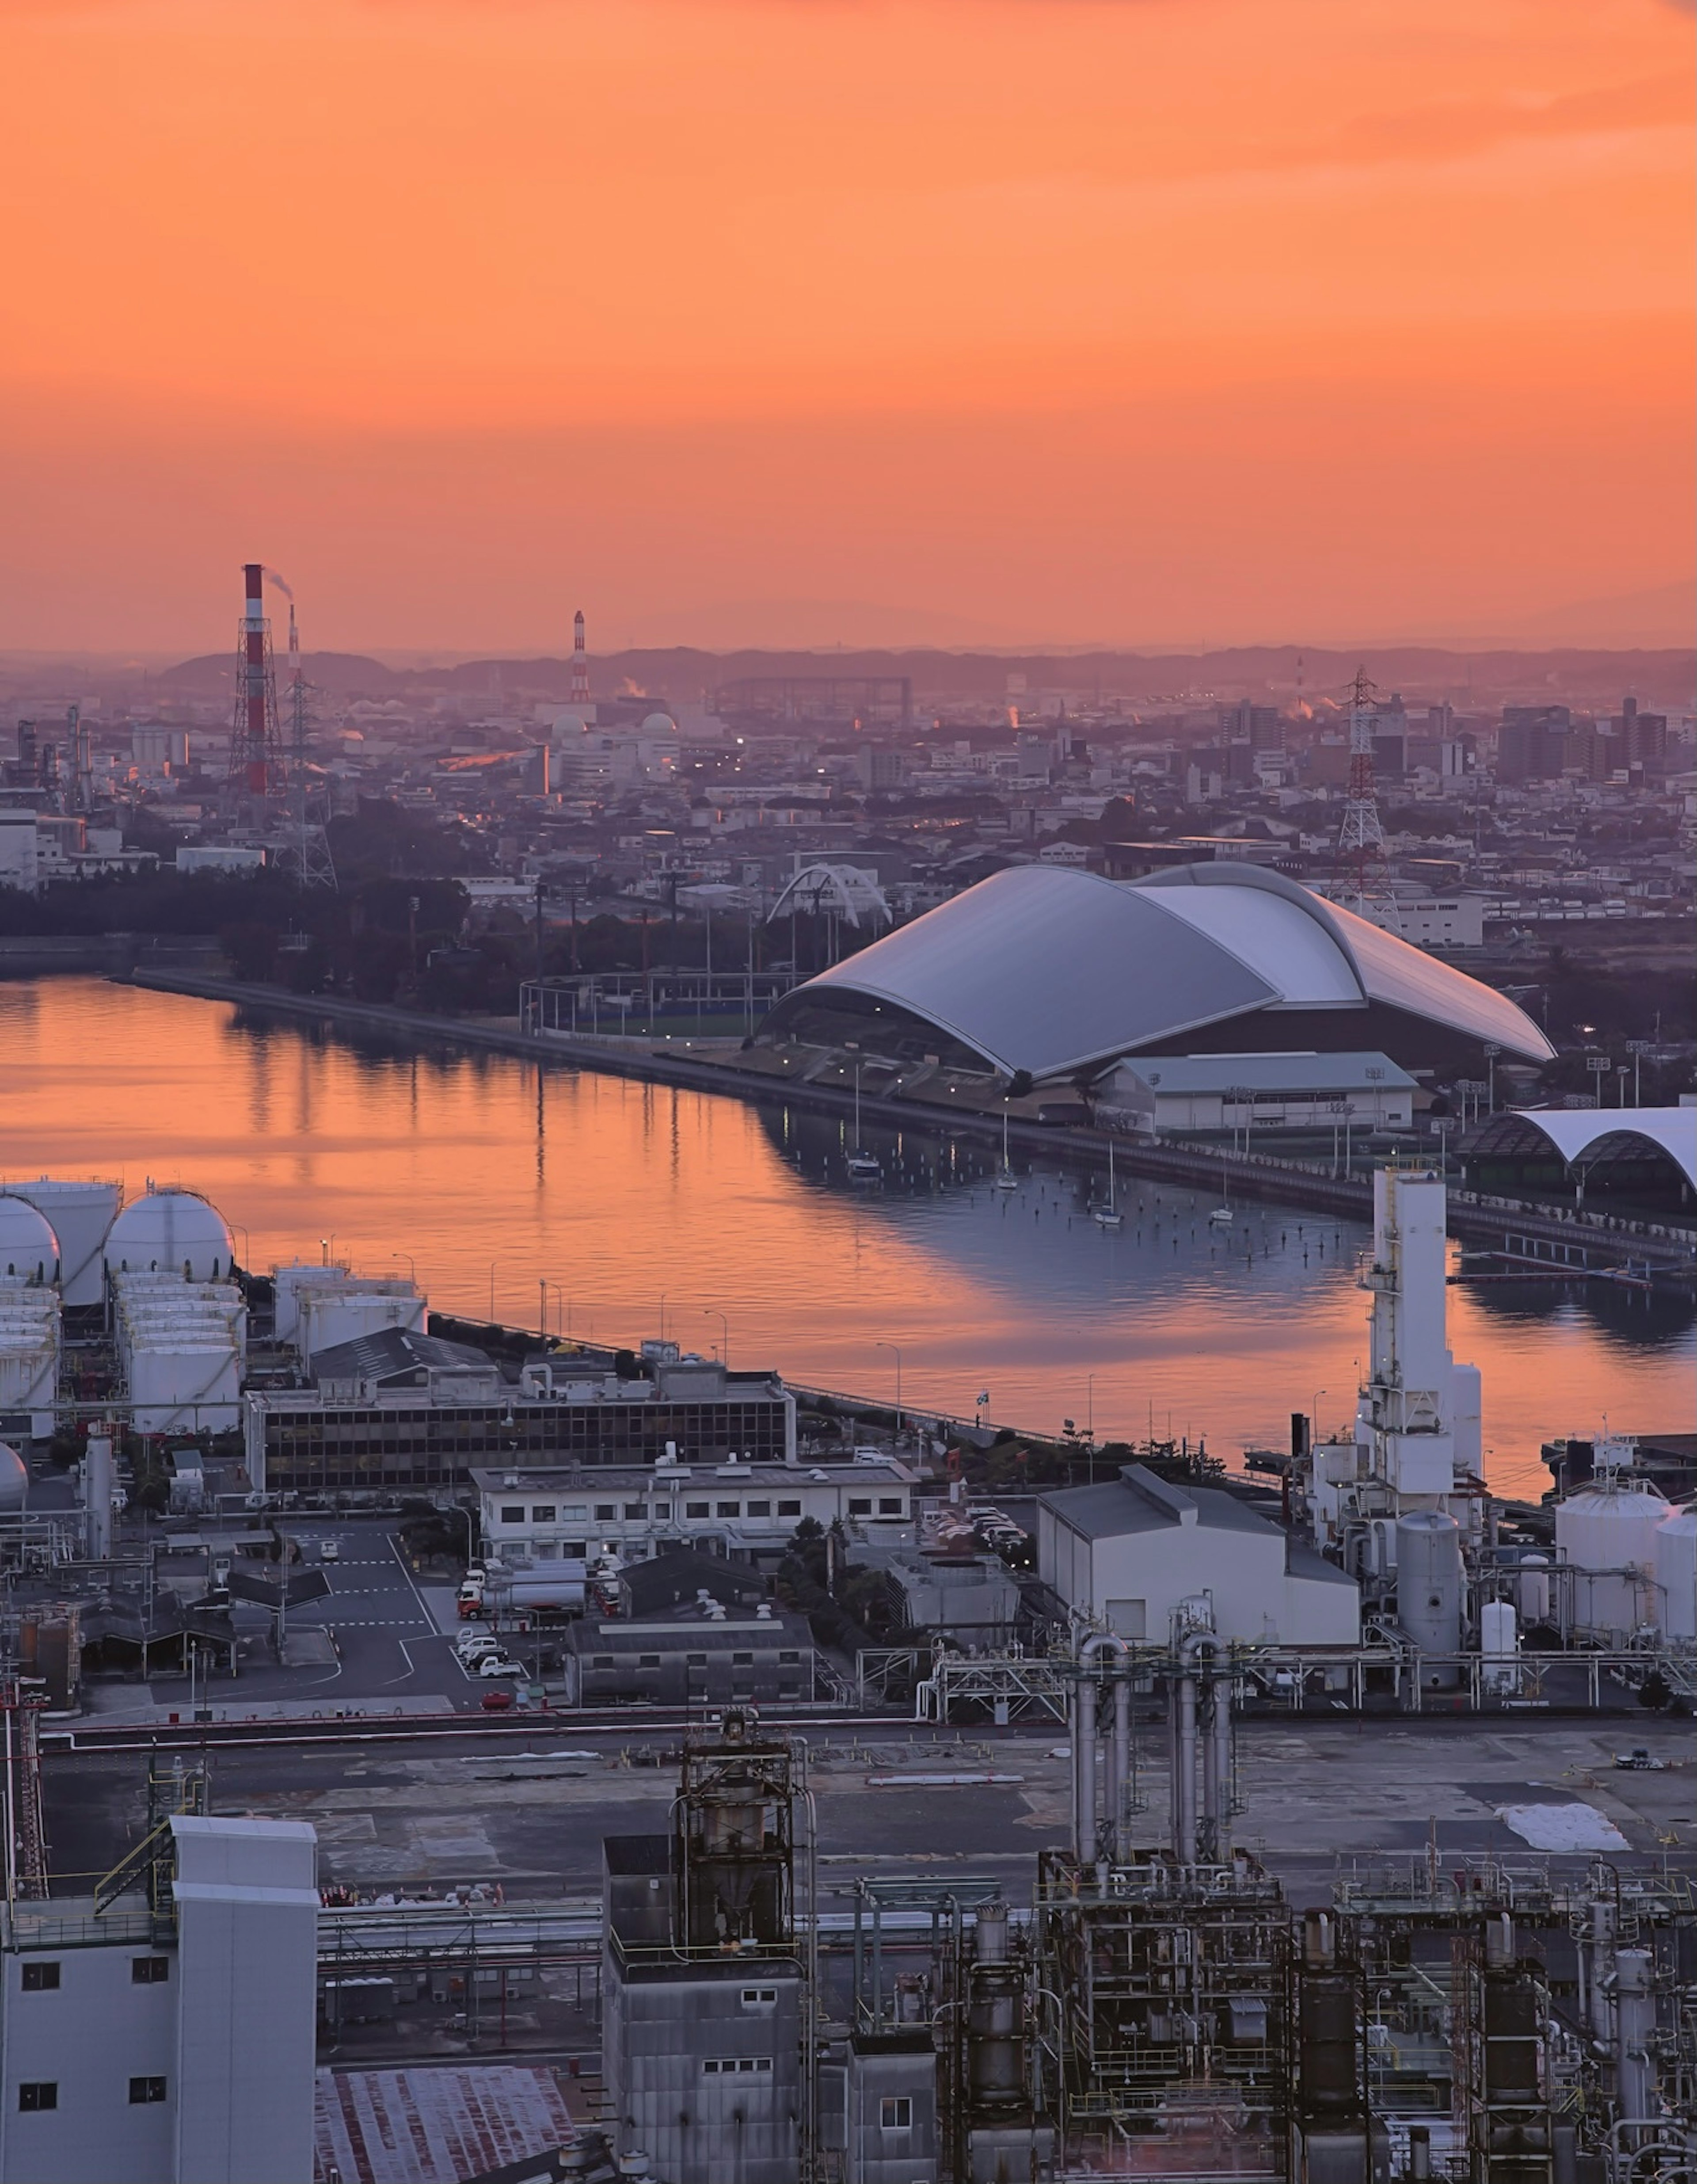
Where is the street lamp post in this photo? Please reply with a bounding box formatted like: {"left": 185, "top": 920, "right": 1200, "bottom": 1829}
{"left": 1626, "top": 1038, "right": 1651, "bottom": 1106}
{"left": 875, "top": 1341, "right": 903, "bottom": 1440}
{"left": 703, "top": 1309, "right": 731, "bottom": 1368}
{"left": 1310, "top": 1389, "right": 1327, "bottom": 1454}
{"left": 1483, "top": 1042, "right": 1501, "bottom": 1114}
{"left": 488, "top": 1260, "right": 501, "bottom": 1322}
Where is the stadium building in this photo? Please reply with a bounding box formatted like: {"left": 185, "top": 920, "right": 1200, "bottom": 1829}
{"left": 759, "top": 863, "right": 1552, "bottom": 1086}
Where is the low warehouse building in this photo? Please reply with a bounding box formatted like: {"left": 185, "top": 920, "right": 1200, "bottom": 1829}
{"left": 1036, "top": 1464, "right": 1359, "bottom": 1646}
{"left": 562, "top": 1605, "right": 819, "bottom": 1707}
{"left": 1098, "top": 1050, "right": 1417, "bottom": 1137}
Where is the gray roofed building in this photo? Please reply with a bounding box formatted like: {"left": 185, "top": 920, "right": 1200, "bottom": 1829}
{"left": 1036, "top": 1465, "right": 1358, "bottom": 1647}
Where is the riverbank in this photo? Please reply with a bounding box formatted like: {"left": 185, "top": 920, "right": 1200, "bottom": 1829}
{"left": 122, "top": 968, "right": 1695, "bottom": 1282}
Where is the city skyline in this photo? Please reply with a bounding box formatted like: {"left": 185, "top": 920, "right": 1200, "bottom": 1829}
{"left": 2, "top": 0, "right": 1691, "bottom": 654}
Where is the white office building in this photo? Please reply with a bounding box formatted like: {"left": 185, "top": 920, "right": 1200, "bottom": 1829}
{"left": 473, "top": 1454, "right": 919, "bottom": 1569}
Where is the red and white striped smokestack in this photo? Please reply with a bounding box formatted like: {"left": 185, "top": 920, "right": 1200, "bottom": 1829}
{"left": 570, "top": 608, "right": 590, "bottom": 706}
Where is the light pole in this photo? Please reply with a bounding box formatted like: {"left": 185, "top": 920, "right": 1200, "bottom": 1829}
{"left": 1483, "top": 1041, "right": 1500, "bottom": 1113}
{"left": 1626, "top": 1038, "right": 1651, "bottom": 1106}
{"left": 488, "top": 1260, "right": 501, "bottom": 1322}
{"left": 703, "top": 1309, "right": 730, "bottom": 1368}
{"left": 544, "top": 1282, "right": 571, "bottom": 1339}
{"left": 657, "top": 1292, "right": 668, "bottom": 1345}
{"left": 1310, "top": 1389, "right": 1327, "bottom": 1452}
{"left": 875, "top": 1341, "right": 903, "bottom": 1440}
{"left": 388, "top": 1252, "right": 418, "bottom": 1284}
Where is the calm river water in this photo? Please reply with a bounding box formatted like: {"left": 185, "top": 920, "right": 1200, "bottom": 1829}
{"left": 4, "top": 979, "right": 1690, "bottom": 1499}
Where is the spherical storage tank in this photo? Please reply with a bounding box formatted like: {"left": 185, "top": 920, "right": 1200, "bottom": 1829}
{"left": 1555, "top": 1483, "right": 1674, "bottom": 1641}
{"left": 0, "top": 1444, "right": 28, "bottom": 1514}
{"left": 0, "top": 1196, "right": 60, "bottom": 1285}
{"left": 4, "top": 1178, "right": 121, "bottom": 1305}
{"left": 103, "top": 1186, "right": 236, "bottom": 1283}
{"left": 1655, "top": 1506, "right": 1697, "bottom": 1644}
{"left": 1396, "top": 1510, "right": 1463, "bottom": 1688}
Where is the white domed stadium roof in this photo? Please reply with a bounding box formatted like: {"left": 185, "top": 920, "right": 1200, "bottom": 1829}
{"left": 770, "top": 862, "right": 1553, "bottom": 1082}
{"left": 103, "top": 1187, "right": 236, "bottom": 1281}
{"left": 0, "top": 1195, "right": 60, "bottom": 1283}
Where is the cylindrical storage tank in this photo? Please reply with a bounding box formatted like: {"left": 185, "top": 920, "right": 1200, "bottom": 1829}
{"left": 0, "top": 1443, "right": 28, "bottom": 1513}
{"left": 1396, "top": 1511, "right": 1463, "bottom": 1687}
{"left": 103, "top": 1187, "right": 235, "bottom": 1284}
{"left": 0, "top": 1196, "right": 60, "bottom": 1286}
{"left": 1654, "top": 1506, "right": 1697, "bottom": 1643}
{"left": 5, "top": 1178, "right": 121, "bottom": 1305}
{"left": 1555, "top": 1484, "right": 1673, "bottom": 1643}
{"left": 1516, "top": 1553, "right": 1551, "bottom": 1625}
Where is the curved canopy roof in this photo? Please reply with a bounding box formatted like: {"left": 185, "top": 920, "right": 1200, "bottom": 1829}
{"left": 1478, "top": 1107, "right": 1697, "bottom": 1191}
{"left": 781, "top": 863, "right": 1553, "bottom": 1080}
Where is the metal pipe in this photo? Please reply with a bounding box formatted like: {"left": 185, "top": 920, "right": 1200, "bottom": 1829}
{"left": 1075, "top": 1675, "right": 1098, "bottom": 1864}
{"left": 1174, "top": 1670, "right": 1198, "bottom": 1866}
{"left": 1613, "top": 1948, "right": 1655, "bottom": 2134}
{"left": 1208, "top": 1667, "right": 1233, "bottom": 1860}
{"left": 1110, "top": 1673, "right": 1132, "bottom": 1864}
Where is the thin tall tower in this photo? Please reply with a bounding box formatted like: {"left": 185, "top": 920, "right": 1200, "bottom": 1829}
{"left": 570, "top": 608, "right": 590, "bottom": 708}
{"left": 272, "top": 598, "right": 337, "bottom": 889}
{"left": 1336, "top": 663, "right": 1388, "bottom": 910}
{"left": 224, "top": 563, "right": 285, "bottom": 824}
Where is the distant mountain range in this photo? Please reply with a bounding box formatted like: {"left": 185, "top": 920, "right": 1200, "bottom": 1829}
{"left": 135, "top": 641, "right": 1694, "bottom": 711}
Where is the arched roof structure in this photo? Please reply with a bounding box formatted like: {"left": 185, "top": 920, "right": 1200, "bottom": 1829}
{"left": 764, "top": 863, "right": 1552, "bottom": 1081}
{"left": 1470, "top": 1108, "right": 1697, "bottom": 1193}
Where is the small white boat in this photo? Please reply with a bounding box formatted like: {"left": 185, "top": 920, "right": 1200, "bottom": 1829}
{"left": 847, "top": 1065, "right": 882, "bottom": 1181}
{"left": 995, "top": 1108, "right": 1018, "bottom": 1190}
{"left": 1093, "top": 1142, "right": 1124, "bottom": 1228}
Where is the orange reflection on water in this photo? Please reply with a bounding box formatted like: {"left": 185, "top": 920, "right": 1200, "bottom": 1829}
{"left": 4, "top": 980, "right": 1690, "bottom": 1500}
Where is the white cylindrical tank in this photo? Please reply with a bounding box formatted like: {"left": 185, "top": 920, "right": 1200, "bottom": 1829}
{"left": 1396, "top": 1510, "right": 1463, "bottom": 1687}
{"left": 1654, "top": 1506, "right": 1697, "bottom": 1643}
{"left": 103, "top": 1187, "right": 235, "bottom": 1284}
{"left": 0, "top": 1197, "right": 60, "bottom": 1286}
{"left": 5, "top": 1179, "right": 121, "bottom": 1305}
{"left": 0, "top": 1442, "right": 27, "bottom": 1513}
{"left": 1516, "top": 1553, "right": 1551, "bottom": 1625}
{"left": 1555, "top": 1483, "right": 1674, "bottom": 1642}
{"left": 1480, "top": 1599, "right": 1518, "bottom": 1693}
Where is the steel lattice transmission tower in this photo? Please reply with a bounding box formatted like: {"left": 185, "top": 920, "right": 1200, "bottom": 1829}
{"left": 270, "top": 602, "right": 338, "bottom": 890}
{"left": 223, "top": 563, "right": 286, "bottom": 827}
{"left": 1336, "top": 663, "right": 1389, "bottom": 911}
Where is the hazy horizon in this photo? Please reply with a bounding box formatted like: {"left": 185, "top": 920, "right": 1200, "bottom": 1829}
{"left": 2, "top": 0, "right": 1691, "bottom": 656}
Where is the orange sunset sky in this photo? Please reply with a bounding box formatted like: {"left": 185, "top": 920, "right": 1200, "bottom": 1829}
{"left": 1, "top": 0, "right": 1692, "bottom": 656}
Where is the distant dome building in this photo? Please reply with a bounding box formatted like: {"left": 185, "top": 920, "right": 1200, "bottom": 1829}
{"left": 0, "top": 1444, "right": 28, "bottom": 1514}
{"left": 761, "top": 863, "right": 1552, "bottom": 1081}
{"left": 639, "top": 710, "right": 677, "bottom": 736}
{"left": 103, "top": 1187, "right": 236, "bottom": 1283}
{"left": 0, "top": 1196, "right": 60, "bottom": 1285}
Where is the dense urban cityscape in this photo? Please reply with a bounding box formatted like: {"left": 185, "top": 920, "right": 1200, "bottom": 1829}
{"left": 2, "top": 0, "right": 1694, "bottom": 2177}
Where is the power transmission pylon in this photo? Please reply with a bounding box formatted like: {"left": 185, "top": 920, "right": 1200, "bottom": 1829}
{"left": 1335, "top": 664, "right": 1390, "bottom": 913}
{"left": 270, "top": 602, "right": 337, "bottom": 889}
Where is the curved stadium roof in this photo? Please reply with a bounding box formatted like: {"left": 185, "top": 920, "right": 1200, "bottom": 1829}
{"left": 1471, "top": 1107, "right": 1697, "bottom": 1193}
{"left": 770, "top": 863, "right": 1554, "bottom": 1081}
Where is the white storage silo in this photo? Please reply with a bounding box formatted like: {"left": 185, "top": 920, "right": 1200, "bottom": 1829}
{"left": 1480, "top": 1600, "right": 1518, "bottom": 1694}
{"left": 5, "top": 1178, "right": 121, "bottom": 1305}
{"left": 297, "top": 1282, "right": 423, "bottom": 1360}
{"left": 1556, "top": 1482, "right": 1673, "bottom": 1643}
{"left": 1396, "top": 1510, "right": 1463, "bottom": 1688}
{"left": 104, "top": 1186, "right": 235, "bottom": 1284}
{"left": 1516, "top": 1553, "right": 1551, "bottom": 1625}
{"left": 0, "top": 1197, "right": 60, "bottom": 1286}
{"left": 1654, "top": 1506, "right": 1697, "bottom": 1644}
